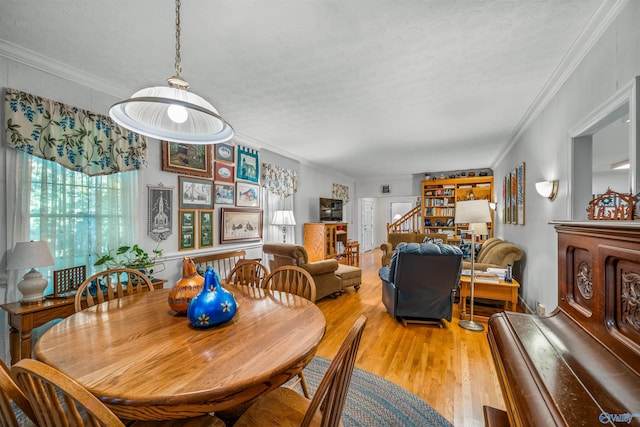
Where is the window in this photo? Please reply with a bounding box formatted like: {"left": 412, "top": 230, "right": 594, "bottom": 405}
{"left": 28, "top": 156, "right": 137, "bottom": 293}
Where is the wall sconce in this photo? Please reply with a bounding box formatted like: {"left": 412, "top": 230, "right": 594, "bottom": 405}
{"left": 535, "top": 180, "right": 559, "bottom": 201}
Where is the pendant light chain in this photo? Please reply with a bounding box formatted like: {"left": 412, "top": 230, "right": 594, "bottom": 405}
{"left": 174, "top": 0, "right": 182, "bottom": 76}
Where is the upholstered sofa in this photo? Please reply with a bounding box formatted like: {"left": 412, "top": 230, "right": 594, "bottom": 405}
{"left": 462, "top": 237, "right": 523, "bottom": 271}
{"left": 262, "top": 243, "right": 343, "bottom": 300}
{"left": 379, "top": 241, "right": 462, "bottom": 325}
{"left": 380, "top": 232, "right": 448, "bottom": 266}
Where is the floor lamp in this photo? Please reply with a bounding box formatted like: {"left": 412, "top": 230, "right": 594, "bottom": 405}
{"left": 454, "top": 199, "right": 492, "bottom": 332}
{"left": 272, "top": 210, "right": 296, "bottom": 243}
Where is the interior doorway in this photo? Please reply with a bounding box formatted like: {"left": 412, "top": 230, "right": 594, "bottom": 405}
{"left": 360, "top": 199, "right": 374, "bottom": 252}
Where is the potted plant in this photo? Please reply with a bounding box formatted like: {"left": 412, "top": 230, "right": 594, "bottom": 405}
{"left": 94, "top": 241, "right": 164, "bottom": 277}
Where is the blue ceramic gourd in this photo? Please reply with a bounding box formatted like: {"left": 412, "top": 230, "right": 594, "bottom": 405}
{"left": 187, "top": 267, "right": 237, "bottom": 328}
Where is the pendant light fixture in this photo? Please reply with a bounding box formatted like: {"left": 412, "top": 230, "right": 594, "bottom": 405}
{"left": 109, "top": 0, "right": 233, "bottom": 144}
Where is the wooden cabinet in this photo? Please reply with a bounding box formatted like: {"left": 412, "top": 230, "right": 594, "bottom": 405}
{"left": 422, "top": 176, "right": 494, "bottom": 242}
{"left": 304, "top": 222, "right": 348, "bottom": 263}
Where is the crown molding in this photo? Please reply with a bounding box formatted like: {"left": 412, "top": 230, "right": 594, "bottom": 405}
{"left": 0, "top": 39, "right": 131, "bottom": 99}
{"left": 492, "top": 0, "right": 629, "bottom": 168}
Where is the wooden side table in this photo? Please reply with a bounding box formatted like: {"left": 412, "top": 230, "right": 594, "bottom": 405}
{"left": 458, "top": 275, "right": 519, "bottom": 319}
{"left": 1, "top": 278, "right": 166, "bottom": 364}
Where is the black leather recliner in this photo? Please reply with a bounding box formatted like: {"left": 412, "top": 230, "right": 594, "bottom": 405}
{"left": 379, "top": 242, "right": 462, "bottom": 325}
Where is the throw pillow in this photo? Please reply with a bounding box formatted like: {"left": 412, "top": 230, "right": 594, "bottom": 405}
{"left": 423, "top": 236, "right": 444, "bottom": 245}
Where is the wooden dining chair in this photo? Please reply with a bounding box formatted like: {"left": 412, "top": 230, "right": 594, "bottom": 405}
{"left": 263, "top": 265, "right": 317, "bottom": 303}
{"left": 234, "top": 315, "right": 367, "bottom": 427}
{"left": 227, "top": 260, "right": 269, "bottom": 288}
{"left": 263, "top": 265, "right": 317, "bottom": 398}
{"left": 0, "top": 359, "right": 37, "bottom": 427}
{"left": 74, "top": 267, "right": 155, "bottom": 312}
{"left": 12, "top": 358, "right": 127, "bottom": 426}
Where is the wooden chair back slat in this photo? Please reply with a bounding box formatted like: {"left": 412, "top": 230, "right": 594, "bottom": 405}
{"left": 0, "top": 359, "right": 36, "bottom": 427}
{"left": 192, "top": 250, "right": 247, "bottom": 283}
{"left": 303, "top": 315, "right": 367, "bottom": 426}
{"left": 227, "top": 260, "right": 269, "bottom": 288}
{"left": 12, "top": 359, "right": 125, "bottom": 426}
{"left": 74, "top": 268, "right": 154, "bottom": 312}
{"left": 264, "top": 266, "right": 317, "bottom": 303}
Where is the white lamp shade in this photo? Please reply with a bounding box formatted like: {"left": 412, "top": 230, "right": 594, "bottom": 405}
{"left": 7, "top": 241, "right": 54, "bottom": 270}
{"left": 272, "top": 210, "right": 296, "bottom": 226}
{"left": 468, "top": 223, "right": 488, "bottom": 236}
{"left": 109, "top": 86, "right": 234, "bottom": 145}
{"left": 535, "top": 180, "right": 559, "bottom": 200}
{"left": 454, "top": 200, "right": 492, "bottom": 224}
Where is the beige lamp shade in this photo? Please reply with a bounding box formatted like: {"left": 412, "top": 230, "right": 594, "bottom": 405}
{"left": 468, "top": 223, "right": 488, "bottom": 236}
{"left": 7, "top": 241, "right": 55, "bottom": 303}
{"left": 454, "top": 199, "right": 492, "bottom": 224}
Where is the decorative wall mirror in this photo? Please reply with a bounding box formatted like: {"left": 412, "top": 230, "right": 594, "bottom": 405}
{"left": 568, "top": 76, "right": 639, "bottom": 219}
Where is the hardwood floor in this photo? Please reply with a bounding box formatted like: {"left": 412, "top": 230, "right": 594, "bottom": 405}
{"left": 314, "top": 249, "right": 506, "bottom": 427}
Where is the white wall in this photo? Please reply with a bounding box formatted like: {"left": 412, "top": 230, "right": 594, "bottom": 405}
{"left": 493, "top": 1, "right": 640, "bottom": 313}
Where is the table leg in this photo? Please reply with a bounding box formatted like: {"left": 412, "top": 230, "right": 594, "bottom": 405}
{"left": 9, "top": 326, "right": 26, "bottom": 365}
{"left": 18, "top": 328, "right": 33, "bottom": 364}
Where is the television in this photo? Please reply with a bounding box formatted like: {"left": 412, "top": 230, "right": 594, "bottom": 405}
{"left": 319, "top": 197, "right": 343, "bottom": 222}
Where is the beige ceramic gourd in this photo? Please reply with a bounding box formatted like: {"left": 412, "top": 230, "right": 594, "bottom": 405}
{"left": 168, "top": 257, "right": 204, "bottom": 314}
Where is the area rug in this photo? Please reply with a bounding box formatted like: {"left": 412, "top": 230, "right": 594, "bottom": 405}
{"left": 297, "top": 356, "right": 453, "bottom": 427}
{"left": 15, "top": 356, "right": 453, "bottom": 427}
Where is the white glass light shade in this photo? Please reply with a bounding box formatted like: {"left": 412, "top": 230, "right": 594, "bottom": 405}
{"left": 7, "top": 241, "right": 54, "bottom": 303}
{"left": 272, "top": 210, "right": 296, "bottom": 226}
{"left": 109, "top": 85, "right": 234, "bottom": 145}
{"left": 454, "top": 199, "right": 492, "bottom": 224}
{"left": 535, "top": 180, "right": 559, "bottom": 200}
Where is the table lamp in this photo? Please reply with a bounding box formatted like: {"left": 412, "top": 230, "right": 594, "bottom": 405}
{"left": 272, "top": 210, "right": 296, "bottom": 243}
{"left": 7, "top": 241, "right": 55, "bottom": 303}
{"left": 454, "top": 200, "right": 492, "bottom": 332}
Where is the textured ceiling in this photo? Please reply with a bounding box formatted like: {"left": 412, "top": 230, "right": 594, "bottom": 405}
{"left": 0, "top": 0, "right": 604, "bottom": 180}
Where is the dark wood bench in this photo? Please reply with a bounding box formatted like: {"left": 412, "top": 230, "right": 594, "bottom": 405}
{"left": 485, "top": 221, "right": 640, "bottom": 426}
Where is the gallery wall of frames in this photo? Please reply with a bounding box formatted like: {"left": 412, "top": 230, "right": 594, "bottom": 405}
{"left": 156, "top": 141, "right": 263, "bottom": 250}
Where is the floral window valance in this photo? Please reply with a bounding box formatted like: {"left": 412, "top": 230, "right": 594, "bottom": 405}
{"left": 332, "top": 183, "right": 350, "bottom": 203}
{"left": 261, "top": 163, "right": 298, "bottom": 197}
{"left": 4, "top": 88, "right": 147, "bottom": 176}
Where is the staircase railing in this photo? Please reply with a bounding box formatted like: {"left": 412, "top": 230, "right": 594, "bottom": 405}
{"left": 386, "top": 205, "right": 422, "bottom": 240}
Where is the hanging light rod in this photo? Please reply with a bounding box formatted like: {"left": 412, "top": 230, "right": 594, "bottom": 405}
{"left": 109, "top": 0, "right": 233, "bottom": 145}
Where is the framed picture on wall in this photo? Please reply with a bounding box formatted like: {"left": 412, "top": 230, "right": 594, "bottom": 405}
{"left": 198, "top": 210, "right": 214, "bottom": 248}
{"left": 147, "top": 184, "right": 173, "bottom": 242}
{"left": 236, "top": 182, "right": 260, "bottom": 207}
{"left": 517, "top": 162, "right": 525, "bottom": 225}
{"left": 214, "top": 162, "right": 235, "bottom": 183}
{"left": 179, "top": 176, "right": 214, "bottom": 209}
{"left": 179, "top": 209, "right": 196, "bottom": 251}
{"left": 220, "top": 208, "right": 263, "bottom": 243}
{"left": 214, "top": 143, "right": 234, "bottom": 163}
{"left": 236, "top": 146, "right": 259, "bottom": 183}
{"left": 161, "top": 141, "right": 212, "bottom": 178}
{"left": 215, "top": 183, "right": 235, "bottom": 205}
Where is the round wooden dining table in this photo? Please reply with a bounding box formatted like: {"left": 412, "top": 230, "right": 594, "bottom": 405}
{"left": 35, "top": 285, "right": 326, "bottom": 421}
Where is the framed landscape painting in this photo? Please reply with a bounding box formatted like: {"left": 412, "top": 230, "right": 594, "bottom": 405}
{"left": 220, "top": 208, "right": 263, "bottom": 243}
{"left": 215, "top": 183, "right": 235, "bottom": 205}
{"left": 214, "top": 143, "right": 234, "bottom": 163}
{"left": 236, "top": 182, "right": 260, "bottom": 207}
{"left": 161, "top": 141, "right": 212, "bottom": 178}
{"left": 214, "top": 162, "right": 234, "bottom": 183}
{"left": 179, "top": 176, "right": 214, "bottom": 209}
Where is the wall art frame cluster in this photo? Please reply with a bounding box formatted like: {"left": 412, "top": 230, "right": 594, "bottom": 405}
{"left": 503, "top": 162, "right": 525, "bottom": 225}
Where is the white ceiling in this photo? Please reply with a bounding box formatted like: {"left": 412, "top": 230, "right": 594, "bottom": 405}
{"left": 0, "top": 0, "right": 606, "bottom": 180}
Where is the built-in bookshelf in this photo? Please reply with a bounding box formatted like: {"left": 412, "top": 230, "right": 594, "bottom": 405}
{"left": 422, "top": 176, "right": 494, "bottom": 242}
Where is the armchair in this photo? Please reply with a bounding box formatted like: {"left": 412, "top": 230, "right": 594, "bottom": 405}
{"left": 262, "top": 243, "right": 342, "bottom": 300}
{"left": 379, "top": 242, "right": 462, "bottom": 326}
{"left": 380, "top": 233, "right": 448, "bottom": 266}
{"left": 462, "top": 237, "right": 522, "bottom": 271}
